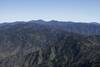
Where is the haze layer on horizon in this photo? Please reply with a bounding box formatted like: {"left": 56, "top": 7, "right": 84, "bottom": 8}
{"left": 0, "top": 0, "right": 100, "bottom": 23}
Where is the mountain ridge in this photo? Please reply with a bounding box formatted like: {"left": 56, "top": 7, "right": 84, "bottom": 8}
{"left": 0, "top": 20, "right": 100, "bottom": 67}
{"left": 0, "top": 20, "right": 100, "bottom": 35}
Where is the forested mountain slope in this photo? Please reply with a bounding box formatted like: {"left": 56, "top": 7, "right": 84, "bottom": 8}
{"left": 0, "top": 20, "right": 100, "bottom": 67}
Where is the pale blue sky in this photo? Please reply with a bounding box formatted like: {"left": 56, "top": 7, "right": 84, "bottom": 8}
{"left": 0, "top": 0, "right": 100, "bottom": 22}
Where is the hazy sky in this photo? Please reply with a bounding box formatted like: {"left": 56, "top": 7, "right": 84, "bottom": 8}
{"left": 0, "top": 0, "right": 100, "bottom": 22}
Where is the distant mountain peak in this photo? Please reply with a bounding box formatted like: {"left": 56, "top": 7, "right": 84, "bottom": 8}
{"left": 49, "top": 20, "right": 58, "bottom": 22}
{"left": 91, "top": 22, "right": 100, "bottom": 25}
{"left": 29, "top": 19, "right": 46, "bottom": 23}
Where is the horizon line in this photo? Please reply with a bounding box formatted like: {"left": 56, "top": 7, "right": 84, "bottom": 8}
{"left": 0, "top": 19, "right": 99, "bottom": 24}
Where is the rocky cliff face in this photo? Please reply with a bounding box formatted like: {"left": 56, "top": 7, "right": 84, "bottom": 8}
{"left": 0, "top": 21, "right": 100, "bottom": 67}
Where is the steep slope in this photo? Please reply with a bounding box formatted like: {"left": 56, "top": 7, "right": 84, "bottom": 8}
{"left": 0, "top": 21, "right": 100, "bottom": 67}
